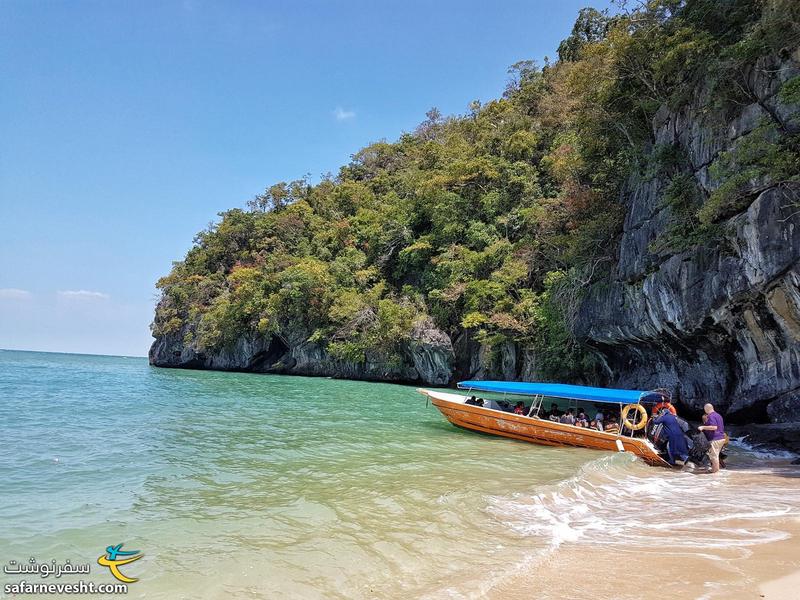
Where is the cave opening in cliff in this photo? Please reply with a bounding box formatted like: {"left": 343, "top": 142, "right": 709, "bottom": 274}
{"left": 248, "top": 336, "right": 290, "bottom": 372}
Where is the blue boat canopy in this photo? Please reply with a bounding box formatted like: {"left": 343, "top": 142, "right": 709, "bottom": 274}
{"left": 457, "top": 380, "right": 648, "bottom": 404}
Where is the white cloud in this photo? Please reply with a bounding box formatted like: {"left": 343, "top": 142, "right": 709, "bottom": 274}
{"left": 0, "top": 288, "right": 31, "bottom": 299}
{"left": 58, "top": 290, "right": 110, "bottom": 300}
{"left": 333, "top": 106, "right": 356, "bottom": 121}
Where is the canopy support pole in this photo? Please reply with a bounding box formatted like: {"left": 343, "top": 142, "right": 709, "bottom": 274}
{"left": 526, "top": 394, "right": 543, "bottom": 417}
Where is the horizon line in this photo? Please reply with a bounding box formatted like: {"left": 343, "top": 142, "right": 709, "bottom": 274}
{"left": 0, "top": 347, "right": 148, "bottom": 359}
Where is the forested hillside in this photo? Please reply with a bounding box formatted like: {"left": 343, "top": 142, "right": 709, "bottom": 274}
{"left": 151, "top": 0, "right": 800, "bottom": 421}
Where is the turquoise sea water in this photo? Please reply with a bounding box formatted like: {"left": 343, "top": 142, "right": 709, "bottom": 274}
{"left": 2, "top": 350, "right": 800, "bottom": 599}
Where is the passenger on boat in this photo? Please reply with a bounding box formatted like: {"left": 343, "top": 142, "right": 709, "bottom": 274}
{"left": 513, "top": 401, "right": 526, "bottom": 415}
{"left": 549, "top": 403, "right": 562, "bottom": 419}
{"left": 559, "top": 408, "right": 576, "bottom": 425}
{"left": 576, "top": 411, "right": 589, "bottom": 428}
{"left": 652, "top": 408, "right": 689, "bottom": 465}
{"left": 594, "top": 409, "right": 604, "bottom": 430}
{"left": 465, "top": 396, "right": 483, "bottom": 406}
{"left": 604, "top": 417, "right": 620, "bottom": 434}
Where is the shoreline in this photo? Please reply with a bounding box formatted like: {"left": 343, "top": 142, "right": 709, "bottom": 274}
{"left": 482, "top": 459, "right": 800, "bottom": 600}
{"left": 486, "top": 527, "right": 800, "bottom": 600}
{"left": 154, "top": 352, "right": 800, "bottom": 458}
{"left": 729, "top": 424, "right": 800, "bottom": 457}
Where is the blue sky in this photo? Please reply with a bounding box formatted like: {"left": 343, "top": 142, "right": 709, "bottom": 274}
{"left": 1, "top": 0, "right": 612, "bottom": 357}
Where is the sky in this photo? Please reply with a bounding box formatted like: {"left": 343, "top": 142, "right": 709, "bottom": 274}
{"left": 0, "top": 0, "right": 614, "bottom": 357}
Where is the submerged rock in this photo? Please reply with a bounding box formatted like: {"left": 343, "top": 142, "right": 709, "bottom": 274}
{"left": 728, "top": 423, "right": 800, "bottom": 455}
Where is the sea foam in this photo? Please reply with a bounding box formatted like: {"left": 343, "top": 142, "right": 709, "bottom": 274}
{"left": 487, "top": 449, "right": 800, "bottom": 559}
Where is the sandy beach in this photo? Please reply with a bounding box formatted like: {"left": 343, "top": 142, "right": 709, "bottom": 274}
{"left": 486, "top": 518, "right": 800, "bottom": 600}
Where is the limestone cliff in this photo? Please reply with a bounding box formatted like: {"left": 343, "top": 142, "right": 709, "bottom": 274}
{"left": 150, "top": 50, "right": 800, "bottom": 420}
{"left": 574, "top": 52, "right": 800, "bottom": 422}
{"left": 149, "top": 317, "right": 454, "bottom": 385}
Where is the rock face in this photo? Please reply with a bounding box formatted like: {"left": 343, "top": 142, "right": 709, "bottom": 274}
{"left": 150, "top": 52, "right": 800, "bottom": 424}
{"left": 149, "top": 318, "right": 454, "bottom": 385}
{"left": 574, "top": 53, "right": 800, "bottom": 422}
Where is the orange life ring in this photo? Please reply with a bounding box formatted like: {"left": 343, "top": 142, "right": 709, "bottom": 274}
{"left": 622, "top": 404, "right": 648, "bottom": 431}
{"left": 652, "top": 401, "right": 677, "bottom": 416}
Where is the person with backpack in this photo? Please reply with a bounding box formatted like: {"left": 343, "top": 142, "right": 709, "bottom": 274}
{"left": 652, "top": 408, "right": 689, "bottom": 465}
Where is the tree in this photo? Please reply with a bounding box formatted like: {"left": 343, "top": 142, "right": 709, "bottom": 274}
{"left": 248, "top": 178, "right": 310, "bottom": 212}
{"left": 557, "top": 7, "right": 611, "bottom": 62}
{"left": 414, "top": 107, "right": 444, "bottom": 141}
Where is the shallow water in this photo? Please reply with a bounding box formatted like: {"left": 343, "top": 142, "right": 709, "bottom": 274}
{"left": 1, "top": 350, "right": 798, "bottom": 599}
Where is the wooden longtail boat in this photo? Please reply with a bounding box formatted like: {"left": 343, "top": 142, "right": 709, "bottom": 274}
{"left": 418, "top": 381, "right": 671, "bottom": 467}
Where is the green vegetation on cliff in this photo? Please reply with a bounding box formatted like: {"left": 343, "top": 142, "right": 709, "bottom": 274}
{"left": 153, "top": 0, "right": 799, "bottom": 381}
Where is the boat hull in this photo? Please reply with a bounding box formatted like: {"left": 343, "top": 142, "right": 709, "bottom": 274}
{"left": 420, "top": 389, "right": 670, "bottom": 467}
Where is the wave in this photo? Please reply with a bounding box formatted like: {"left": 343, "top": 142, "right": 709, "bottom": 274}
{"left": 728, "top": 436, "right": 798, "bottom": 460}
{"left": 486, "top": 452, "right": 800, "bottom": 559}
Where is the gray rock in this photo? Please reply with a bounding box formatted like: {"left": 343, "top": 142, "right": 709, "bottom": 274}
{"left": 767, "top": 391, "right": 800, "bottom": 424}
{"left": 403, "top": 319, "right": 454, "bottom": 385}
{"left": 575, "top": 52, "right": 800, "bottom": 424}
{"left": 728, "top": 422, "right": 800, "bottom": 454}
{"left": 150, "top": 317, "right": 454, "bottom": 385}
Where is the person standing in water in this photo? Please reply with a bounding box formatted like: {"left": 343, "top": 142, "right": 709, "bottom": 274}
{"left": 698, "top": 403, "right": 726, "bottom": 473}
{"left": 652, "top": 408, "right": 689, "bottom": 465}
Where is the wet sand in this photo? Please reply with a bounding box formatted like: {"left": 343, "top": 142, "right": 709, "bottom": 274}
{"left": 486, "top": 518, "right": 800, "bottom": 599}
{"left": 485, "top": 461, "right": 800, "bottom": 600}
{"left": 761, "top": 566, "right": 800, "bottom": 600}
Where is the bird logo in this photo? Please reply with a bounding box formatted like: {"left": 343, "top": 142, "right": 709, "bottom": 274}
{"left": 97, "top": 544, "right": 142, "bottom": 583}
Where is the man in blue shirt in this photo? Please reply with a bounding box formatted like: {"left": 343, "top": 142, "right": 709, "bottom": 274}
{"left": 652, "top": 409, "right": 689, "bottom": 465}
{"left": 698, "top": 403, "right": 726, "bottom": 473}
